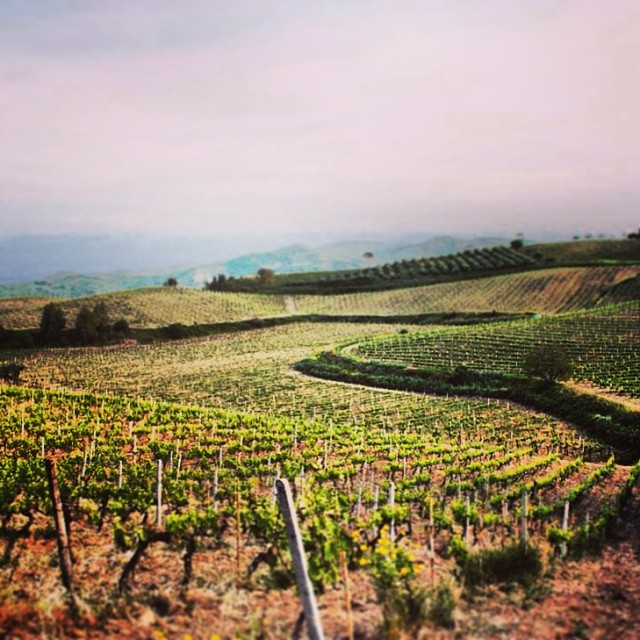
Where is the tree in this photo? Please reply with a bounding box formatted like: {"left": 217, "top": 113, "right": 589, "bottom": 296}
{"left": 627, "top": 227, "right": 640, "bottom": 240}
{"left": 164, "top": 277, "right": 178, "bottom": 287}
{"left": 40, "top": 303, "right": 66, "bottom": 344}
{"left": 523, "top": 344, "right": 573, "bottom": 385}
{"left": 204, "top": 274, "right": 229, "bottom": 291}
{"left": 93, "top": 301, "right": 110, "bottom": 334}
{"left": 257, "top": 268, "right": 275, "bottom": 286}
{"left": 510, "top": 239, "right": 524, "bottom": 250}
{"left": 75, "top": 306, "right": 99, "bottom": 344}
{"left": 112, "top": 319, "right": 130, "bottom": 335}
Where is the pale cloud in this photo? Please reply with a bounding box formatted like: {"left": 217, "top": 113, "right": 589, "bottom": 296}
{"left": 0, "top": 0, "right": 638, "bottom": 237}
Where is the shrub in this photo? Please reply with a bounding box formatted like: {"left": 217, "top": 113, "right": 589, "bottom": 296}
{"left": 75, "top": 306, "right": 99, "bottom": 344}
{"left": 0, "top": 362, "right": 25, "bottom": 383}
{"left": 523, "top": 343, "right": 573, "bottom": 384}
{"left": 39, "top": 302, "right": 66, "bottom": 343}
{"left": 453, "top": 540, "right": 543, "bottom": 588}
{"left": 164, "top": 323, "right": 190, "bottom": 340}
{"left": 112, "top": 319, "right": 131, "bottom": 335}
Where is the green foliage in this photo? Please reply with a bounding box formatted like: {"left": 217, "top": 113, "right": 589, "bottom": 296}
{"left": 93, "top": 301, "right": 110, "bottom": 333}
{"left": 39, "top": 302, "right": 66, "bottom": 343}
{"left": 164, "top": 323, "right": 190, "bottom": 340}
{"left": 547, "top": 525, "right": 573, "bottom": 545}
{"left": 366, "top": 525, "right": 429, "bottom": 636}
{"left": 73, "top": 302, "right": 112, "bottom": 344}
{"left": 257, "top": 268, "right": 276, "bottom": 286}
{"left": 75, "top": 305, "right": 99, "bottom": 344}
{"left": 523, "top": 343, "right": 573, "bottom": 384}
{"left": 0, "top": 361, "right": 24, "bottom": 383}
{"left": 426, "top": 581, "right": 457, "bottom": 629}
{"left": 204, "top": 274, "right": 231, "bottom": 291}
{"left": 112, "top": 318, "right": 130, "bottom": 335}
{"left": 454, "top": 542, "right": 543, "bottom": 588}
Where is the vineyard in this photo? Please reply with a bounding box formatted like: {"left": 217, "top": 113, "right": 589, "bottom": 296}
{"left": 1, "top": 383, "right": 637, "bottom": 638}
{"left": 249, "top": 245, "right": 540, "bottom": 293}
{"left": 1, "top": 265, "right": 638, "bottom": 333}
{"left": 0, "top": 288, "right": 290, "bottom": 331}
{"left": 1, "top": 242, "right": 640, "bottom": 638}
{"left": 350, "top": 302, "right": 640, "bottom": 398}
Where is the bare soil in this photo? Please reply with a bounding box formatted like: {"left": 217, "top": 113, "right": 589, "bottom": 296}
{"left": 2, "top": 483, "right": 640, "bottom": 639}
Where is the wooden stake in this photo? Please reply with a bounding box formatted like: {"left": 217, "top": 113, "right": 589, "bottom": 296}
{"left": 429, "top": 497, "right": 436, "bottom": 587}
{"left": 235, "top": 486, "right": 242, "bottom": 586}
{"left": 276, "top": 478, "right": 325, "bottom": 640}
{"left": 340, "top": 550, "right": 354, "bottom": 640}
{"left": 45, "top": 458, "right": 74, "bottom": 595}
{"left": 388, "top": 482, "right": 396, "bottom": 543}
{"left": 156, "top": 459, "right": 163, "bottom": 527}
{"left": 561, "top": 500, "right": 570, "bottom": 558}
{"left": 520, "top": 490, "right": 528, "bottom": 544}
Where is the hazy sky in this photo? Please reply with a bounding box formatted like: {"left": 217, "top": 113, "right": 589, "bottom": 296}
{"left": 1, "top": 0, "right": 639, "bottom": 239}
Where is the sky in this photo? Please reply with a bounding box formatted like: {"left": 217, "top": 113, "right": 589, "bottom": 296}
{"left": 1, "top": 0, "right": 639, "bottom": 241}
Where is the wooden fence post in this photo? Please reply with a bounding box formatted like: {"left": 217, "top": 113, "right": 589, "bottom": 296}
{"left": 561, "top": 500, "right": 570, "bottom": 558}
{"left": 276, "top": 478, "right": 325, "bottom": 640}
{"left": 388, "top": 481, "right": 396, "bottom": 543}
{"left": 45, "top": 458, "right": 74, "bottom": 595}
{"left": 520, "top": 490, "right": 528, "bottom": 544}
{"left": 156, "top": 459, "right": 163, "bottom": 527}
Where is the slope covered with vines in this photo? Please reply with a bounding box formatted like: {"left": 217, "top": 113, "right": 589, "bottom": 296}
{"left": 1, "top": 382, "right": 635, "bottom": 638}
{"left": 350, "top": 302, "right": 640, "bottom": 398}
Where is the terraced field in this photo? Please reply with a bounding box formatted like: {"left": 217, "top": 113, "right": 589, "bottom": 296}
{"left": 0, "top": 376, "right": 631, "bottom": 638}
{"left": 351, "top": 302, "right": 640, "bottom": 398}
{"left": 0, "top": 288, "right": 289, "bottom": 330}
{"left": 1, "top": 264, "right": 638, "bottom": 331}
{"left": 293, "top": 265, "right": 640, "bottom": 316}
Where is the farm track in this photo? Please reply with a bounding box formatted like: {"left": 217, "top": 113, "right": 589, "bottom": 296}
{"left": 565, "top": 381, "right": 640, "bottom": 412}
{"left": 298, "top": 353, "right": 640, "bottom": 417}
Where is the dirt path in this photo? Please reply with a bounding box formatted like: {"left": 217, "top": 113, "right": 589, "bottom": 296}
{"left": 565, "top": 380, "right": 640, "bottom": 411}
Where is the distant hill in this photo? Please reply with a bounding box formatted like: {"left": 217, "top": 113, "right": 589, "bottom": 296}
{"left": 0, "top": 235, "right": 514, "bottom": 298}
{"left": 2, "top": 264, "right": 638, "bottom": 333}
{"left": 524, "top": 238, "right": 640, "bottom": 265}
{"left": 4, "top": 235, "right": 635, "bottom": 300}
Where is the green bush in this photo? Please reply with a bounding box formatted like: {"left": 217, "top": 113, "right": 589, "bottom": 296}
{"left": 0, "top": 362, "right": 25, "bottom": 383}
{"left": 454, "top": 541, "right": 543, "bottom": 588}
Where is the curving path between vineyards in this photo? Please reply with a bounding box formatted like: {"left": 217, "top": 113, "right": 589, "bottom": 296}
{"left": 295, "top": 340, "right": 640, "bottom": 460}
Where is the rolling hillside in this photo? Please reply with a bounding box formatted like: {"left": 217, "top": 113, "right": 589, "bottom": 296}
{"left": 1, "top": 239, "right": 640, "bottom": 640}
{"left": 1, "top": 263, "right": 638, "bottom": 332}
{"left": 525, "top": 238, "right": 640, "bottom": 265}
{"left": 351, "top": 301, "right": 640, "bottom": 398}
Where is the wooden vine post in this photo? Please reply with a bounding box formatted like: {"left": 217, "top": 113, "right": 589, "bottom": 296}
{"left": 388, "top": 481, "right": 396, "bottom": 543}
{"left": 519, "top": 490, "right": 528, "bottom": 544}
{"left": 156, "top": 459, "right": 163, "bottom": 527}
{"left": 45, "top": 458, "right": 74, "bottom": 596}
{"left": 275, "top": 478, "right": 325, "bottom": 640}
{"left": 428, "top": 497, "right": 436, "bottom": 587}
{"left": 561, "top": 500, "right": 570, "bottom": 558}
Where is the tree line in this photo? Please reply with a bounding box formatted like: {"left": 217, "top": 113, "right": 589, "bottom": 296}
{"left": 39, "top": 301, "right": 130, "bottom": 346}
{"left": 0, "top": 302, "right": 130, "bottom": 352}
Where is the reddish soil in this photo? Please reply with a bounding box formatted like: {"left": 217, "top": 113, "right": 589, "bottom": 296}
{"left": 1, "top": 487, "right": 640, "bottom": 639}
